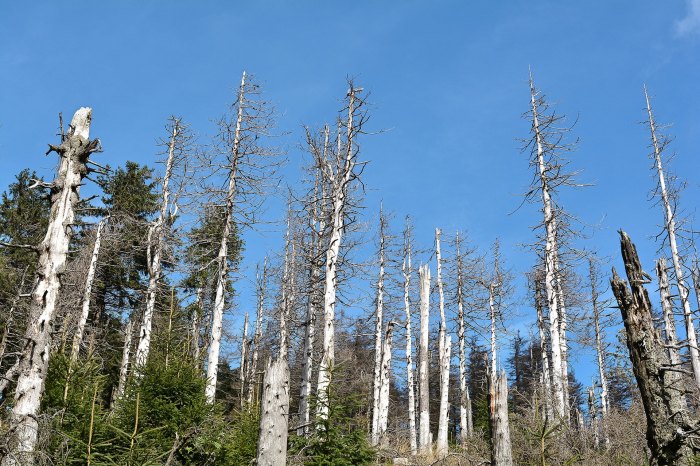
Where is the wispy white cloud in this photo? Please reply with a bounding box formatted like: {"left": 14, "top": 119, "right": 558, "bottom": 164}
{"left": 676, "top": 0, "right": 700, "bottom": 36}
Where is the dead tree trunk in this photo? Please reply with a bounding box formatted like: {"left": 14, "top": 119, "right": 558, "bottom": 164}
{"left": 588, "top": 258, "right": 609, "bottom": 447}
{"left": 435, "top": 228, "right": 449, "bottom": 459}
{"left": 418, "top": 264, "right": 431, "bottom": 455}
{"left": 657, "top": 258, "right": 682, "bottom": 372}
{"left": 588, "top": 385, "right": 599, "bottom": 449}
{"left": 70, "top": 217, "right": 107, "bottom": 362}
{"left": 113, "top": 317, "right": 134, "bottom": 407}
{"left": 403, "top": 220, "right": 418, "bottom": 455}
{"left": 239, "top": 312, "right": 249, "bottom": 408}
{"left": 2, "top": 108, "right": 99, "bottom": 465}
{"left": 534, "top": 273, "right": 553, "bottom": 421}
{"left": 256, "top": 357, "right": 290, "bottom": 466}
{"left": 377, "top": 321, "right": 394, "bottom": 445}
{"left": 136, "top": 119, "right": 181, "bottom": 370}
{"left": 644, "top": 87, "right": 700, "bottom": 392}
{"left": 488, "top": 367, "right": 513, "bottom": 466}
{"left": 371, "top": 210, "right": 387, "bottom": 446}
{"left": 610, "top": 230, "right": 700, "bottom": 465}
{"left": 248, "top": 259, "right": 267, "bottom": 406}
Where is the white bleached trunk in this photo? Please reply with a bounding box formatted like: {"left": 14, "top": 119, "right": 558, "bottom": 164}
{"left": 316, "top": 88, "right": 360, "bottom": 422}
{"left": 588, "top": 386, "right": 599, "bottom": 449}
{"left": 589, "top": 259, "right": 609, "bottom": 447}
{"left": 190, "top": 287, "right": 203, "bottom": 362}
{"left": 403, "top": 231, "right": 418, "bottom": 455}
{"left": 645, "top": 88, "right": 700, "bottom": 391}
{"left": 377, "top": 321, "right": 394, "bottom": 445}
{"left": 555, "top": 265, "right": 571, "bottom": 415}
{"left": 206, "top": 72, "right": 246, "bottom": 403}
{"left": 298, "top": 276, "right": 316, "bottom": 435}
{"left": 279, "top": 211, "right": 295, "bottom": 363}
{"left": 256, "top": 357, "right": 290, "bottom": 466}
{"left": 114, "top": 318, "right": 134, "bottom": 406}
{"left": 530, "top": 81, "right": 566, "bottom": 419}
{"left": 70, "top": 217, "right": 107, "bottom": 362}
{"left": 239, "top": 312, "right": 249, "bottom": 408}
{"left": 248, "top": 260, "right": 267, "bottom": 406}
{"left": 435, "top": 229, "right": 449, "bottom": 458}
{"left": 3, "top": 108, "right": 97, "bottom": 465}
{"left": 418, "top": 264, "right": 431, "bottom": 455}
{"left": 489, "top": 369, "right": 513, "bottom": 466}
{"left": 135, "top": 120, "right": 179, "bottom": 370}
{"left": 371, "top": 214, "right": 386, "bottom": 446}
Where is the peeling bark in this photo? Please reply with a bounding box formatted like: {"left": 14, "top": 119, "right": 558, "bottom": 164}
{"left": 3, "top": 108, "right": 99, "bottom": 465}
{"left": 418, "top": 264, "right": 431, "bottom": 455}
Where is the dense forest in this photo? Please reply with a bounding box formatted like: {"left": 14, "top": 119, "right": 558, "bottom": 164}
{"left": 0, "top": 71, "right": 699, "bottom": 466}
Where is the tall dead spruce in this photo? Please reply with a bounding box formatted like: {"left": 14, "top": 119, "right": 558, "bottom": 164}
{"left": 610, "top": 230, "right": 700, "bottom": 465}
{"left": 643, "top": 87, "right": 700, "bottom": 391}
{"left": 205, "top": 71, "right": 279, "bottom": 403}
{"left": 311, "top": 83, "right": 367, "bottom": 422}
{"left": 2, "top": 108, "right": 100, "bottom": 465}
{"left": 524, "top": 74, "right": 583, "bottom": 421}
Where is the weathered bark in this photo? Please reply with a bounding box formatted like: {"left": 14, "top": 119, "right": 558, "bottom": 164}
{"left": 403, "top": 221, "right": 418, "bottom": 455}
{"left": 435, "top": 228, "right": 449, "bottom": 459}
{"left": 70, "top": 217, "right": 107, "bottom": 362}
{"left": 3, "top": 108, "right": 99, "bottom": 465}
{"left": 206, "top": 73, "right": 246, "bottom": 403}
{"left": 371, "top": 211, "right": 387, "bottom": 446}
{"left": 610, "top": 230, "right": 700, "bottom": 465}
{"left": 488, "top": 367, "right": 513, "bottom": 466}
{"left": 645, "top": 87, "right": 700, "bottom": 392}
{"left": 279, "top": 210, "right": 295, "bottom": 363}
{"left": 418, "top": 264, "right": 431, "bottom": 455}
{"left": 256, "top": 357, "right": 290, "bottom": 466}
{"left": 190, "top": 287, "right": 203, "bottom": 362}
{"left": 530, "top": 78, "right": 567, "bottom": 419}
{"left": 135, "top": 119, "right": 180, "bottom": 370}
{"left": 239, "top": 312, "right": 249, "bottom": 408}
{"left": 377, "top": 321, "right": 394, "bottom": 445}
{"left": 316, "top": 86, "right": 363, "bottom": 422}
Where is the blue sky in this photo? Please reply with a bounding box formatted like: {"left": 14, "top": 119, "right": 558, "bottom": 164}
{"left": 2, "top": 1, "right": 700, "bottom": 387}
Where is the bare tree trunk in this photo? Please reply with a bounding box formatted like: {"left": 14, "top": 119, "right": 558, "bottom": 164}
{"left": 371, "top": 210, "right": 387, "bottom": 446}
{"left": 135, "top": 119, "right": 180, "bottom": 370}
{"left": 645, "top": 87, "right": 700, "bottom": 392}
{"left": 488, "top": 367, "right": 513, "bottom": 466}
{"left": 256, "top": 357, "right": 289, "bottom": 466}
{"left": 248, "top": 260, "right": 267, "bottom": 406}
{"left": 530, "top": 79, "right": 566, "bottom": 420}
{"left": 114, "top": 317, "right": 134, "bottom": 407}
{"left": 418, "top": 264, "right": 431, "bottom": 455}
{"left": 316, "top": 86, "right": 363, "bottom": 422}
{"left": 190, "top": 287, "right": 203, "bottom": 362}
{"left": 206, "top": 73, "right": 246, "bottom": 403}
{"left": 611, "top": 230, "right": 700, "bottom": 465}
{"left": 435, "top": 229, "right": 449, "bottom": 459}
{"left": 589, "top": 258, "right": 609, "bottom": 447}
{"left": 377, "top": 321, "right": 394, "bottom": 446}
{"left": 70, "top": 217, "right": 107, "bottom": 363}
{"left": 403, "top": 221, "right": 418, "bottom": 455}
{"left": 239, "top": 312, "right": 249, "bottom": 408}
{"left": 3, "top": 108, "right": 99, "bottom": 465}
{"left": 455, "top": 233, "right": 472, "bottom": 442}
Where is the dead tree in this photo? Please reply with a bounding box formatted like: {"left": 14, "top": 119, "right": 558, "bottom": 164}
{"left": 644, "top": 87, "right": 700, "bottom": 392}
{"left": 488, "top": 366, "right": 514, "bottom": 466}
{"left": 239, "top": 312, "right": 250, "bottom": 408}
{"left": 2, "top": 108, "right": 100, "bottom": 465}
{"left": 435, "top": 228, "right": 450, "bottom": 459}
{"left": 248, "top": 259, "right": 268, "bottom": 406}
{"left": 610, "top": 230, "right": 700, "bottom": 465}
{"left": 136, "top": 118, "right": 188, "bottom": 370}
{"left": 205, "top": 71, "right": 280, "bottom": 403}
{"left": 256, "top": 356, "right": 290, "bottom": 466}
{"left": 454, "top": 232, "right": 474, "bottom": 442}
{"left": 418, "top": 264, "right": 431, "bottom": 455}
{"left": 402, "top": 217, "right": 418, "bottom": 454}
{"left": 313, "top": 83, "right": 367, "bottom": 422}
{"left": 377, "top": 321, "right": 394, "bottom": 445}
{"left": 588, "top": 256, "right": 610, "bottom": 447}
{"left": 371, "top": 209, "right": 388, "bottom": 446}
